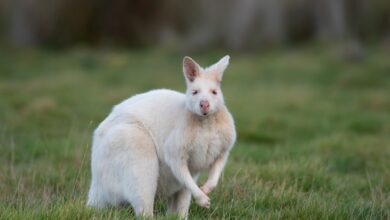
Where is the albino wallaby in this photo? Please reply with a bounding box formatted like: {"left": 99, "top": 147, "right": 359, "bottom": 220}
{"left": 87, "top": 55, "right": 236, "bottom": 218}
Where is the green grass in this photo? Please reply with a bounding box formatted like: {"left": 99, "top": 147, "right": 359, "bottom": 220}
{"left": 0, "top": 46, "right": 389, "bottom": 219}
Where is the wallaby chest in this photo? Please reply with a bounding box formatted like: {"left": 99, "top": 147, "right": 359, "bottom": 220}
{"left": 187, "top": 120, "right": 233, "bottom": 173}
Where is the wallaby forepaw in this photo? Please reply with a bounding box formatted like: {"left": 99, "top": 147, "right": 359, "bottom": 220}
{"left": 195, "top": 194, "right": 210, "bottom": 209}
{"left": 200, "top": 185, "right": 212, "bottom": 195}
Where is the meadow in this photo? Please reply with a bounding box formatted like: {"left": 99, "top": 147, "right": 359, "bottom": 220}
{"left": 0, "top": 46, "right": 389, "bottom": 219}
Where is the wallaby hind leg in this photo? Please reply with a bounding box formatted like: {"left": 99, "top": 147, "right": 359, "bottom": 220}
{"left": 167, "top": 188, "right": 192, "bottom": 219}
{"left": 106, "top": 123, "right": 159, "bottom": 217}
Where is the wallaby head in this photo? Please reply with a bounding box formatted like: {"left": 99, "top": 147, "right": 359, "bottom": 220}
{"left": 183, "top": 55, "right": 230, "bottom": 117}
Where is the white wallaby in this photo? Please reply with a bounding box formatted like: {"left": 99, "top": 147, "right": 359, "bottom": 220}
{"left": 87, "top": 55, "right": 236, "bottom": 218}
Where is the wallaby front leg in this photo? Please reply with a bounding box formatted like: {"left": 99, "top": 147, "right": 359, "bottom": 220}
{"left": 170, "top": 163, "right": 210, "bottom": 208}
{"left": 200, "top": 153, "right": 228, "bottom": 195}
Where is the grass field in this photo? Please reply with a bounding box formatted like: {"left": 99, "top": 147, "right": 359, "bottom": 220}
{"left": 0, "top": 46, "right": 389, "bottom": 219}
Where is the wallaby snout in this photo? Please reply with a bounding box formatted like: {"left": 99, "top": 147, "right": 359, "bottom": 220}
{"left": 200, "top": 100, "right": 210, "bottom": 115}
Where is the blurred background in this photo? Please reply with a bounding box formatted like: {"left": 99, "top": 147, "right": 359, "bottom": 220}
{"left": 0, "top": 0, "right": 389, "bottom": 219}
{"left": 1, "top": 0, "right": 390, "bottom": 51}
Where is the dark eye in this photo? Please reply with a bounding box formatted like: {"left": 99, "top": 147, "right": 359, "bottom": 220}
{"left": 212, "top": 90, "right": 217, "bottom": 95}
{"left": 192, "top": 90, "right": 199, "bottom": 95}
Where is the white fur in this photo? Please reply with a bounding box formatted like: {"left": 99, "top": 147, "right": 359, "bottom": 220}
{"left": 87, "top": 55, "right": 236, "bottom": 219}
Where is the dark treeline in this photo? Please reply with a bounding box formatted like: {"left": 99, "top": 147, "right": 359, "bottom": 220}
{"left": 1, "top": 0, "right": 389, "bottom": 49}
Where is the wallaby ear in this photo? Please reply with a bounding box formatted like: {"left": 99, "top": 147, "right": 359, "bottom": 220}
{"left": 208, "top": 55, "right": 230, "bottom": 82}
{"left": 183, "top": 56, "right": 201, "bottom": 82}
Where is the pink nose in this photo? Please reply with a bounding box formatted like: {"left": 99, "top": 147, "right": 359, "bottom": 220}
{"left": 200, "top": 100, "right": 210, "bottom": 113}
